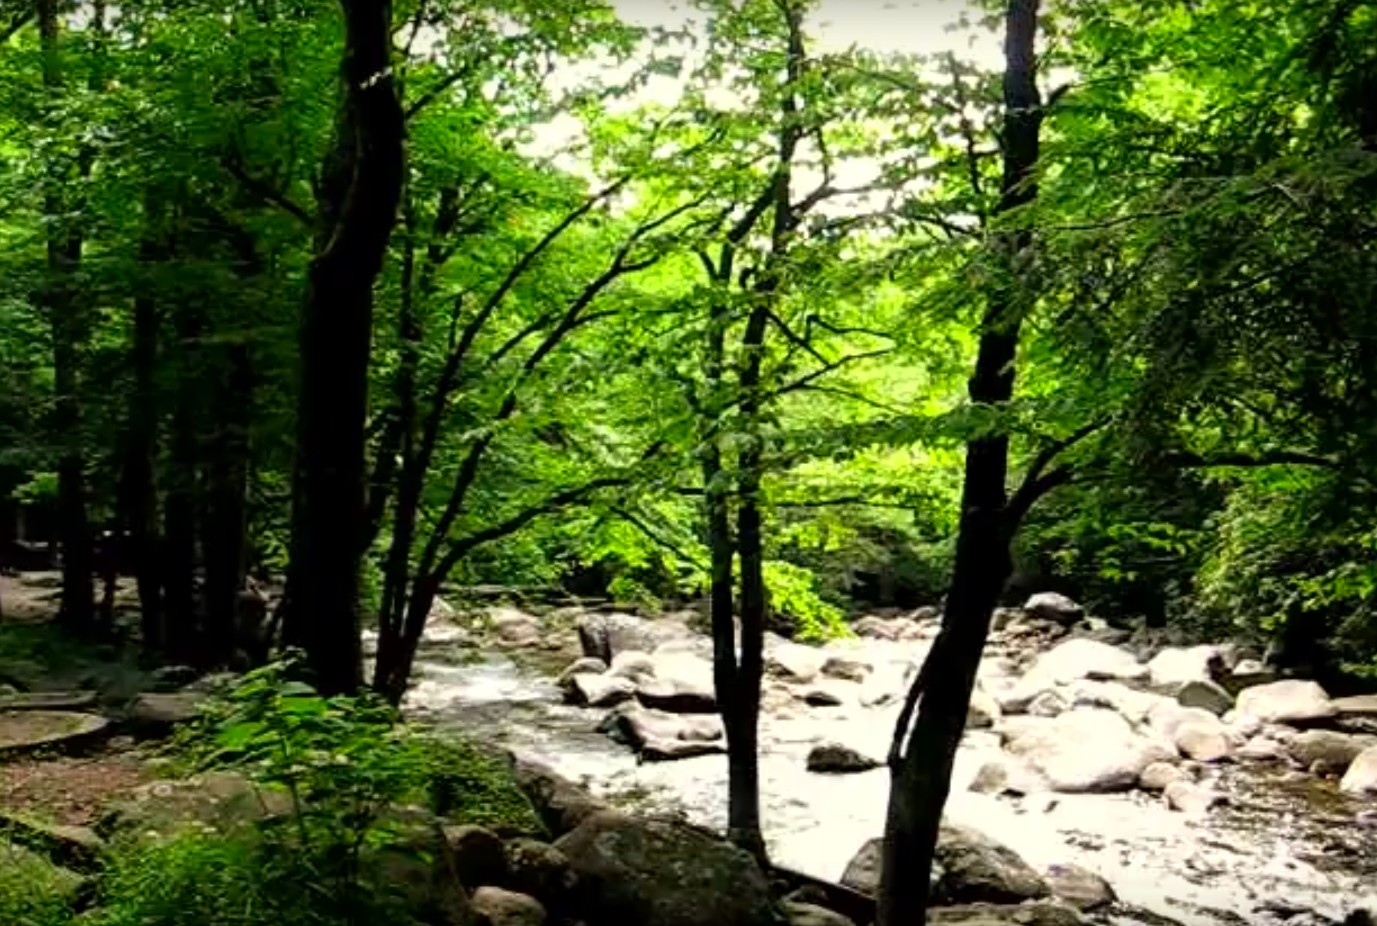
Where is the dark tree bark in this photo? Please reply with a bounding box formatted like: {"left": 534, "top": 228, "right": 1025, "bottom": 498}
{"left": 123, "top": 195, "right": 165, "bottom": 653}
{"left": 877, "top": 4, "right": 1042, "bottom": 925}
{"left": 284, "top": 0, "right": 405, "bottom": 695}
{"left": 202, "top": 342, "right": 253, "bottom": 663}
{"left": 38, "top": 0, "right": 94, "bottom": 632}
{"left": 163, "top": 297, "right": 203, "bottom": 662}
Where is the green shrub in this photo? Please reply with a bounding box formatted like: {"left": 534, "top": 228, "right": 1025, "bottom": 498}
{"left": 91, "top": 830, "right": 407, "bottom": 926}
{"left": 0, "top": 842, "right": 77, "bottom": 926}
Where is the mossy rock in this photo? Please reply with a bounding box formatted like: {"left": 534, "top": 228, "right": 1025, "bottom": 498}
{"left": 0, "top": 710, "right": 109, "bottom": 757}
{"left": 96, "top": 771, "right": 293, "bottom": 841}
{"left": 0, "top": 691, "right": 98, "bottom": 712}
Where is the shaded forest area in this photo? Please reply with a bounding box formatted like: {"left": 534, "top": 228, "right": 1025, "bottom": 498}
{"left": 0, "top": 0, "right": 1375, "bottom": 922}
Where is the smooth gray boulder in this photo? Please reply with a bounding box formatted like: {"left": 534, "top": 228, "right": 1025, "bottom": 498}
{"left": 1236, "top": 679, "right": 1334, "bottom": 725}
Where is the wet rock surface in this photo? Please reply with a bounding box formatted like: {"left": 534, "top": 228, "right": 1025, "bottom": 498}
{"left": 404, "top": 603, "right": 1377, "bottom": 926}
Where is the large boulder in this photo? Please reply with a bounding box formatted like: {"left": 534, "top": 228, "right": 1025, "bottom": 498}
{"left": 934, "top": 824, "right": 1050, "bottom": 905}
{"left": 784, "top": 901, "right": 857, "bottom": 926}
{"left": 1147, "top": 645, "right": 1223, "bottom": 690}
{"left": 968, "top": 756, "right": 1048, "bottom": 796}
{"left": 576, "top": 613, "right": 691, "bottom": 664}
{"left": 1044, "top": 863, "right": 1115, "bottom": 911}
{"left": 821, "top": 656, "right": 872, "bottom": 683}
{"left": 1235, "top": 680, "right": 1335, "bottom": 725}
{"left": 1288, "top": 730, "right": 1377, "bottom": 772}
{"left": 807, "top": 742, "right": 881, "bottom": 774}
{"left": 1023, "top": 639, "right": 1147, "bottom": 687}
{"left": 504, "top": 838, "right": 574, "bottom": 905}
{"left": 929, "top": 903, "right": 1086, "bottom": 926}
{"left": 1023, "top": 593, "right": 1084, "bottom": 626}
{"left": 556, "top": 657, "right": 608, "bottom": 690}
{"left": 554, "top": 811, "right": 775, "bottom": 926}
{"left": 567, "top": 673, "right": 636, "bottom": 708}
{"left": 839, "top": 826, "right": 1047, "bottom": 906}
{"left": 1340, "top": 746, "right": 1377, "bottom": 795}
{"left": 1173, "top": 722, "right": 1232, "bottom": 763}
{"left": 1176, "top": 679, "right": 1234, "bottom": 716}
{"left": 634, "top": 654, "right": 716, "bottom": 714}
{"left": 511, "top": 758, "right": 606, "bottom": 838}
{"left": 601, "top": 704, "right": 725, "bottom": 762}
{"left": 608, "top": 651, "right": 657, "bottom": 682}
{"left": 768, "top": 644, "right": 825, "bottom": 684}
{"left": 1003, "top": 709, "right": 1173, "bottom": 793}
{"left": 97, "top": 771, "right": 291, "bottom": 840}
{"left": 443, "top": 824, "right": 508, "bottom": 890}
{"left": 488, "top": 608, "right": 542, "bottom": 647}
{"left": 471, "top": 886, "right": 546, "bottom": 926}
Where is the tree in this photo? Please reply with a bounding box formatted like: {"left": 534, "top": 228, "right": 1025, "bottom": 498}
{"left": 880, "top": 2, "right": 1044, "bottom": 922}
{"left": 284, "top": 0, "right": 404, "bottom": 694}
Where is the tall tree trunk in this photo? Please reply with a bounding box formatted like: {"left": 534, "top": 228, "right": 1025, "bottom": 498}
{"left": 285, "top": 0, "right": 404, "bottom": 695}
{"left": 163, "top": 299, "right": 203, "bottom": 662}
{"left": 124, "top": 196, "right": 164, "bottom": 653}
{"left": 877, "top": 4, "right": 1042, "bottom": 925}
{"left": 38, "top": 0, "right": 94, "bottom": 632}
{"left": 202, "top": 342, "right": 252, "bottom": 664}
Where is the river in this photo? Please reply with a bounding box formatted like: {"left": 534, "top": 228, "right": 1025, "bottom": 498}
{"left": 394, "top": 620, "right": 1377, "bottom": 926}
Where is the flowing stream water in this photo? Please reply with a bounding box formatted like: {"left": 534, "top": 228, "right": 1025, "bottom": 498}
{"left": 397, "top": 626, "right": 1377, "bottom": 926}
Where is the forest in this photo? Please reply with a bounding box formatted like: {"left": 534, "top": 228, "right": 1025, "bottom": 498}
{"left": 0, "top": 0, "right": 1374, "bottom": 925}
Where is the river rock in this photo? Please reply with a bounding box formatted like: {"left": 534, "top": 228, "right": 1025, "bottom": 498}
{"left": 635, "top": 654, "right": 715, "bottom": 713}
{"left": 853, "top": 615, "right": 926, "bottom": 641}
{"left": 556, "top": 657, "right": 607, "bottom": 688}
{"left": 768, "top": 644, "right": 824, "bottom": 684}
{"left": 928, "top": 903, "right": 1086, "bottom": 926}
{"left": 1147, "top": 645, "right": 1223, "bottom": 689}
{"left": 1137, "top": 761, "right": 1188, "bottom": 792}
{"left": 490, "top": 607, "right": 542, "bottom": 646}
{"left": 821, "top": 656, "right": 872, "bottom": 683}
{"left": 800, "top": 682, "right": 853, "bottom": 708}
{"left": 1163, "top": 780, "right": 1219, "bottom": 813}
{"left": 511, "top": 757, "right": 607, "bottom": 837}
{"left": 1068, "top": 680, "right": 1167, "bottom": 724}
{"left": 1044, "top": 863, "right": 1115, "bottom": 911}
{"left": 1176, "top": 679, "right": 1234, "bottom": 716}
{"left": 969, "top": 756, "right": 1047, "bottom": 796}
{"left": 1004, "top": 709, "right": 1173, "bottom": 793}
{"left": 555, "top": 811, "right": 776, "bottom": 926}
{"left": 1333, "top": 695, "right": 1377, "bottom": 719}
{"left": 1147, "top": 701, "right": 1222, "bottom": 741}
{"left": 472, "top": 886, "right": 546, "bottom": 926}
{"left": 504, "top": 838, "right": 574, "bottom": 903}
{"left": 602, "top": 704, "right": 724, "bottom": 761}
{"left": 128, "top": 692, "right": 206, "bottom": 730}
{"left": 1235, "top": 679, "right": 1335, "bottom": 725}
{"left": 577, "top": 613, "right": 691, "bottom": 664}
{"left": 1024, "top": 593, "right": 1083, "bottom": 626}
{"left": 968, "top": 688, "right": 1002, "bottom": 729}
{"left": 569, "top": 673, "right": 635, "bottom": 708}
{"left": 1340, "top": 746, "right": 1377, "bottom": 795}
{"left": 1024, "top": 638, "right": 1147, "bottom": 686}
{"left": 934, "top": 823, "right": 1049, "bottom": 904}
{"left": 1288, "top": 730, "right": 1377, "bottom": 771}
{"left": 608, "top": 651, "right": 657, "bottom": 681}
{"left": 1028, "top": 689, "right": 1071, "bottom": 718}
{"left": 839, "top": 826, "right": 1047, "bottom": 906}
{"left": 444, "top": 824, "right": 508, "bottom": 889}
{"left": 1173, "top": 722, "right": 1232, "bottom": 762}
{"left": 783, "top": 901, "right": 856, "bottom": 926}
{"left": 150, "top": 664, "right": 200, "bottom": 691}
{"left": 1236, "top": 736, "right": 1289, "bottom": 762}
{"left": 807, "top": 742, "right": 881, "bottom": 774}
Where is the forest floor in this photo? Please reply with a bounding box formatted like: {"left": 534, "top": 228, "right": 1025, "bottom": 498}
{"left": 0, "top": 572, "right": 162, "bottom": 825}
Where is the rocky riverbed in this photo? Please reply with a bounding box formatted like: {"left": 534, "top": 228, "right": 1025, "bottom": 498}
{"left": 394, "top": 598, "right": 1377, "bottom": 926}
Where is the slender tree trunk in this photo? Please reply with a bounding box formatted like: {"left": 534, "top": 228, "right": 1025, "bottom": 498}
{"left": 202, "top": 342, "right": 252, "bottom": 664}
{"left": 285, "top": 0, "right": 405, "bottom": 695}
{"left": 124, "top": 196, "right": 164, "bottom": 653}
{"left": 38, "top": 0, "right": 94, "bottom": 632}
{"left": 163, "top": 299, "right": 203, "bottom": 662}
{"left": 877, "top": 4, "right": 1042, "bottom": 925}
